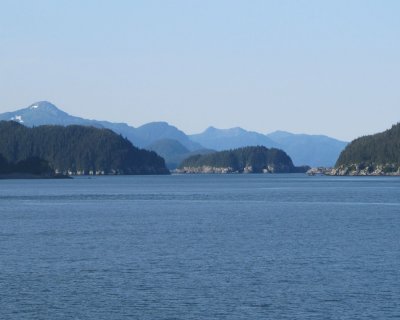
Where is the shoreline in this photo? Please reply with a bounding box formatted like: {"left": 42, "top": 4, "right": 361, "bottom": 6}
{"left": 0, "top": 173, "right": 71, "bottom": 180}
{"left": 307, "top": 167, "right": 400, "bottom": 176}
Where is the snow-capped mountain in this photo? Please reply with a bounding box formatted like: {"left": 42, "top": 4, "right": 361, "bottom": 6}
{"left": 0, "top": 101, "right": 85, "bottom": 126}
{"left": 0, "top": 101, "right": 201, "bottom": 151}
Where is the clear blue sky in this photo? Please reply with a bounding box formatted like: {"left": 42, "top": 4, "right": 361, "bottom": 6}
{"left": 1, "top": 0, "right": 399, "bottom": 140}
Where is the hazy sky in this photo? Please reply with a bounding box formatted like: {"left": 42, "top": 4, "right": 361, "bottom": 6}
{"left": 1, "top": 0, "right": 399, "bottom": 140}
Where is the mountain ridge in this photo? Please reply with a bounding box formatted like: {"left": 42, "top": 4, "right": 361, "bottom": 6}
{"left": 190, "top": 126, "right": 277, "bottom": 152}
{"left": 191, "top": 126, "right": 347, "bottom": 167}
{"left": 0, "top": 101, "right": 202, "bottom": 150}
{"left": 0, "top": 101, "right": 348, "bottom": 168}
{"left": 147, "top": 139, "right": 214, "bottom": 169}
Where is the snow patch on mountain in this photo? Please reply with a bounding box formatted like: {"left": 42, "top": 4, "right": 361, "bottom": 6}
{"left": 11, "top": 115, "right": 24, "bottom": 123}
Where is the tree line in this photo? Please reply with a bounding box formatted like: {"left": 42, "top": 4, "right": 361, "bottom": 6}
{"left": 336, "top": 123, "right": 400, "bottom": 167}
{"left": 0, "top": 121, "right": 169, "bottom": 175}
{"left": 179, "top": 146, "right": 308, "bottom": 173}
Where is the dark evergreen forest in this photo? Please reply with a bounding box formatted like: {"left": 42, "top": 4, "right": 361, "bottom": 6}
{"left": 0, "top": 121, "right": 169, "bottom": 175}
{"left": 336, "top": 123, "right": 400, "bottom": 167}
{"left": 179, "top": 146, "right": 308, "bottom": 173}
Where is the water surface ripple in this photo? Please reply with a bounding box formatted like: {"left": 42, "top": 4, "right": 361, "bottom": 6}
{"left": 1, "top": 175, "right": 399, "bottom": 319}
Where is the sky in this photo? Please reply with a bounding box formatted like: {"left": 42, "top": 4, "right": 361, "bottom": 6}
{"left": 0, "top": 0, "right": 399, "bottom": 141}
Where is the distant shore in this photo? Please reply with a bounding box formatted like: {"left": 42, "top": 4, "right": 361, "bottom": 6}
{"left": 0, "top": 173, "right": 71, "bottom": 180}
{"left": 307, "top": 166, "right": 400, "bottom": 176}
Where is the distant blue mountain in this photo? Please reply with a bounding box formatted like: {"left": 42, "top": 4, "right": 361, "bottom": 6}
{"left": 0, "top": 101, "right": 348, "bottom": 167}
{"left": 266, "top": 131, "right": 348, "bottom": 167}
{"left": 190, "top": 126, "right": 278, "bottom": 150}
{"left": 0, "top": 101, "right": 202, "bottom": 151}
{"left": 135, "top": 122, "right": 203, "bottom": 151}
{"left": 0, "top": 101, "right": 95, "bottom": 126}
{"left": 147, "top": 139, "right": 214, "bottom": 169}
{"left": 190, "top": 127, "right": 347, "bottom": 167}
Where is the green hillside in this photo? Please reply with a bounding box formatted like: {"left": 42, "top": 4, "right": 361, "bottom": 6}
{"left": 0, "top": 121, "right": 169, "bottom": 175}
{"left": 178, "top": 146, "right": 309, "bottom": 173}
{"left": 336, "top": 123, "right": 400, "bottom": 165}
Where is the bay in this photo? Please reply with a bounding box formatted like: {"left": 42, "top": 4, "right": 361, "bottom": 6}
{"left": 1, "top": 174, "right": 399, "bottom": 319}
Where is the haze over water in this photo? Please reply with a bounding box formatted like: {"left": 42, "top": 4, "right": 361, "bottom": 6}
{"left": 1, "top": 175, "right": 399, "bottom": 319}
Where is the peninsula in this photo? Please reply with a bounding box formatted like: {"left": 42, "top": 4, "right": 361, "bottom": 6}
{"left": 0, "top": 121, "right": 169, "bottom": 175}
{"left": 308, "top": 123, "right": 400, "bottom": 176}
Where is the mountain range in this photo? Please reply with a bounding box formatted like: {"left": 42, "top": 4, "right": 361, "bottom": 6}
{"left": 190, "top": 126, "right": 277, "bottom": 150}
{"left": 0, "top": 101, "right": 348, "bottom": 168}
{"left": 190, "top": 127, "right": 348, "bottom": 167}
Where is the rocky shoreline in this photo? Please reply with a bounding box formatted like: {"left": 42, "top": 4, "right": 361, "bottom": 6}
{"left": 174, "top": 164, "right": 309, "bottom": 174}
{"left": 307, "top": 164, "right": 400, "bottom": 176}
{"left": 0, "top": 173, "right": 71, "bottom": 179}
{"left": 175, "top": 165, "right": 275, "bottom": 174}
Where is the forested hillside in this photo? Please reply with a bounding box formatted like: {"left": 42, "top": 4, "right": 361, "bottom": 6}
{"left": 0, "top": 121, "right": 169, "bottom": 175}
{"left": 178, "top": 146, "right": 309, "bottom": 173}
{"left": 336, "top": 123, "right": 400, "bottom": 167}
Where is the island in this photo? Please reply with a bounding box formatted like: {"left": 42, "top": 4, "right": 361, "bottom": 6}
{"left": 175, "top": 146, "right": 309, "bottom": 174}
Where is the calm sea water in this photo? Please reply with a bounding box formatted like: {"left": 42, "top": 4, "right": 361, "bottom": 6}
{"left": 1, "top": 174, "right": 399, "bottom": 319}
